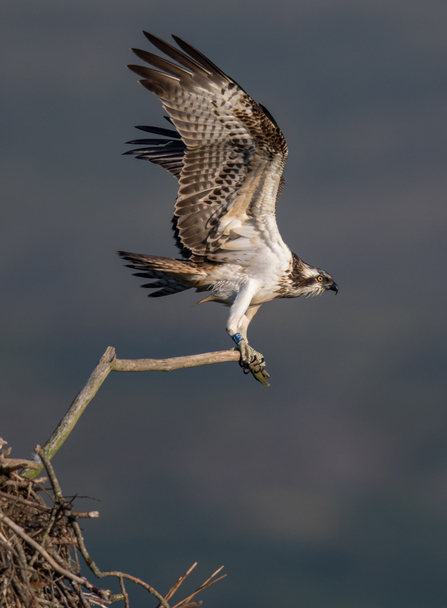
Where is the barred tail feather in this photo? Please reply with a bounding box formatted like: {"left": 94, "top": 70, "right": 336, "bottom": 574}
{"left": 117, "top": 251, "right": 205, "bottom": 297}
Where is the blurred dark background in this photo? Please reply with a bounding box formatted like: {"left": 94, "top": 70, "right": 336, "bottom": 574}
{"left": 2, "top": 1, "right": 447, "bottom": 606}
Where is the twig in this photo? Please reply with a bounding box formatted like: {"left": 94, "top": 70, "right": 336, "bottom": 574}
{"left": 162, "top": 562, "right": 198, "bottom": 604}
{"left": 0, "top": 458, "right": 39, "bottom": 473}
{"left": 70, "top": 518, "right": 170, "bottom": 608}
{"left": 12, "top": 535, "right": 30, "bottom": 585}
{"left": 11, "top": 576, "right": 29, "bottom": 606}
{"left": 72, "top": 510, "right": 100, "bottom": 519}
{"left": 28, "top": 457, "right": 65, "bottom": 568}
{"left": 116, "top": 576, "right": 129, "bottom": 608}
{"left": 0, "top": 489, "right": 52, "bottom": 512}
{"left": 72, "top": 582, "right": 91, "bottom": 608}
{"left": 0, "top": 508, "right": 110, "bottom": 600}
{"left": 47, "top": 544, "right": 76, "bottom": 570}
{"left": 171, "top": 566, "right": 226, "bottom": 608}
{"left": 36, "top": 599, "right": 64, "bottom": 607}
{"left": 28, "top": 502, "right": 59, "bottom": 567}
{"left": 57, "top": 580, "right": 78, "bottom": 608}
{"left": 3, "top": 487, "right": 99, "bottom": 518}
{"left": 36, "top": 446, "right": 64, "bottom": 502}
{"left": 0, "top": 531, "right": 19, "bottom": 559}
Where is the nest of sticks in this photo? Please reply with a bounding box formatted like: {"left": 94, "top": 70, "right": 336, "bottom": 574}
{"left": 0, "top": 439, "right": 225, "bottom": 607}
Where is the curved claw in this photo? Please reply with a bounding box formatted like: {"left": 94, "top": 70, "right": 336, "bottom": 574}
{"left": 237, "top": 342, "right": 270, "bottom": 386}
{"left": 250, "top": 366, "right": 270, "bottom": 386}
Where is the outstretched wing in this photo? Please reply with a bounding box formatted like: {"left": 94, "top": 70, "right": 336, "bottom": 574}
{"left": 128, "top": 32, "right": 289, "bottom": 264}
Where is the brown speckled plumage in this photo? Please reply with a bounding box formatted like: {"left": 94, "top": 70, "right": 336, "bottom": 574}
{"left": 120, "top": 33, "right": 337, "bottom": 376}
{"left": 127, "top": 32, "right": 288, "bottom": 263}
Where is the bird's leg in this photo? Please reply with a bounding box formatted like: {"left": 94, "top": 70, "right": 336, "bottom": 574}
{"left": 238, "top": 305, "right": 270, "bottom": 385}
{"left": 226, "top": 291, "right": 269, "bottom": 385}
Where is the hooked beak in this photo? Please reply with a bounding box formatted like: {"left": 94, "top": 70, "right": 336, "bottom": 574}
{"left": 328, "top": 282, "right": 339, "bottom": 294}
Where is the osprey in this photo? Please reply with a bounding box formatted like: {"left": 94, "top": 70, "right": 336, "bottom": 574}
{"left": 119, "top": 32, "right": 338, "bottom": 385}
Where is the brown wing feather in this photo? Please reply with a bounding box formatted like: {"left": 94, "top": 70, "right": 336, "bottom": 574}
{"left": 128, "top": 33, "right": 288, "bottom": 261}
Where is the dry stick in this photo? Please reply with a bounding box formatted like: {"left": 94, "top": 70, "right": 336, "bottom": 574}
{"left": 28, "top": 447, "right": 64, "bottom": 568}
{"left": 8, "top": 535, "right": 33, "bottom": 605}
{"left": 72, "top": 583, "right": 91, "bottom": 608}
{"left": 113, "top": 350, "right": 240, "bottom": 372}
{"left": 47, "top": 543, "right": 76, "bottom": 570}
{"left": 72, "top": 510, "right": 100, "bottom": 519}
{"left": 4, "top": 491, "right": 99, "bottom": 518}
{"left": 115, "top": 576, "right": 129, "bottom": 607}
{"left": 28, "top": 503, "right": 59, "bottom": 568}
{"left": 10, "top": 576, "right": 29, "bottom": 606}
{"left": 163, "top": 562, "right": 198, "bottom": 603}
{"left": 0, "top": 489, "right": 53, "bottom": 512}
{"left": 57, "top": 580, "right": 78, "bottom": 608}
{"left": 171, "top": 566, "right": 226, "bottom": 608}
{"left": 35, "top": 446, "right": 63, "bottom": 502}
{"left": 0, "top": 531, "right": 19, "bottom": 559}
{"left": 22, "top": 346, "right": 240, "bottom": 480}
{"left": 0, "top": 509, "right": 110, "bottom": 600}
{"left": 11, "top": 536, "right": 29, "bottom": 584}
{"left": 0, "top": 458, "right": 38, "bottom": 472}
{"left": 70, "top": 518, "right": 170, "bottom": 608}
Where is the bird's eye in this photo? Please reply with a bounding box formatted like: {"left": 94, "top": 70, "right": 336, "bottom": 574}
{"left": 317, "top": 275, "right": 324, "bottom": 282}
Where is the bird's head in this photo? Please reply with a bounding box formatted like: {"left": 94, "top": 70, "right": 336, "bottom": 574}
{"left": 298, "top": 264, "right": 339, "bottom": 298}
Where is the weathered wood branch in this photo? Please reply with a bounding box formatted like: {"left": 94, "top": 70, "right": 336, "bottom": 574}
{"left": 114, "top": 350, "right": 239, "bottom": 372}
{"left": 22, "top": 347, "right": 240, "bottom": 479}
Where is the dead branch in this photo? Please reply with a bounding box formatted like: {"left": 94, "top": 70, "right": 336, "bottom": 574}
{"left": 22, "top": 347, "right": 240, "bottom": 480}
{"left": 113, "top": 350, "right": 239, "bottom": 372}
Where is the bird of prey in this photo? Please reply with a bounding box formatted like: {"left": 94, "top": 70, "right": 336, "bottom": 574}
{"left": 119, "top": 32, "right": 338, "bottom": 385}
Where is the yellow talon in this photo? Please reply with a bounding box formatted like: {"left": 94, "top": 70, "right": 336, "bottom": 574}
{"left": 251, "top": 368, "right": 270, "bottom": 386}
{"left": 248, "top": 362, "right": 270, "bottom": 386}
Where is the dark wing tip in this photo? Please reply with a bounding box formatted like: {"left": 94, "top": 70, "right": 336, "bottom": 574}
{"left": 171, "top": 34, "right": 229, "bottom": 80}
{"left": 259, "top": 103, "right": 279, "bottom": 128}
{"left": 142, "top": 31, "right": 161, "bottom": 46}
{"left": 127, "top": 63, "right": 145, "bottom": 76}
{"left": 117, "top": 251, "right": 134, "bottom": 260}
{"left": 134, "top": 124, "right": 181, "bottom": 138}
